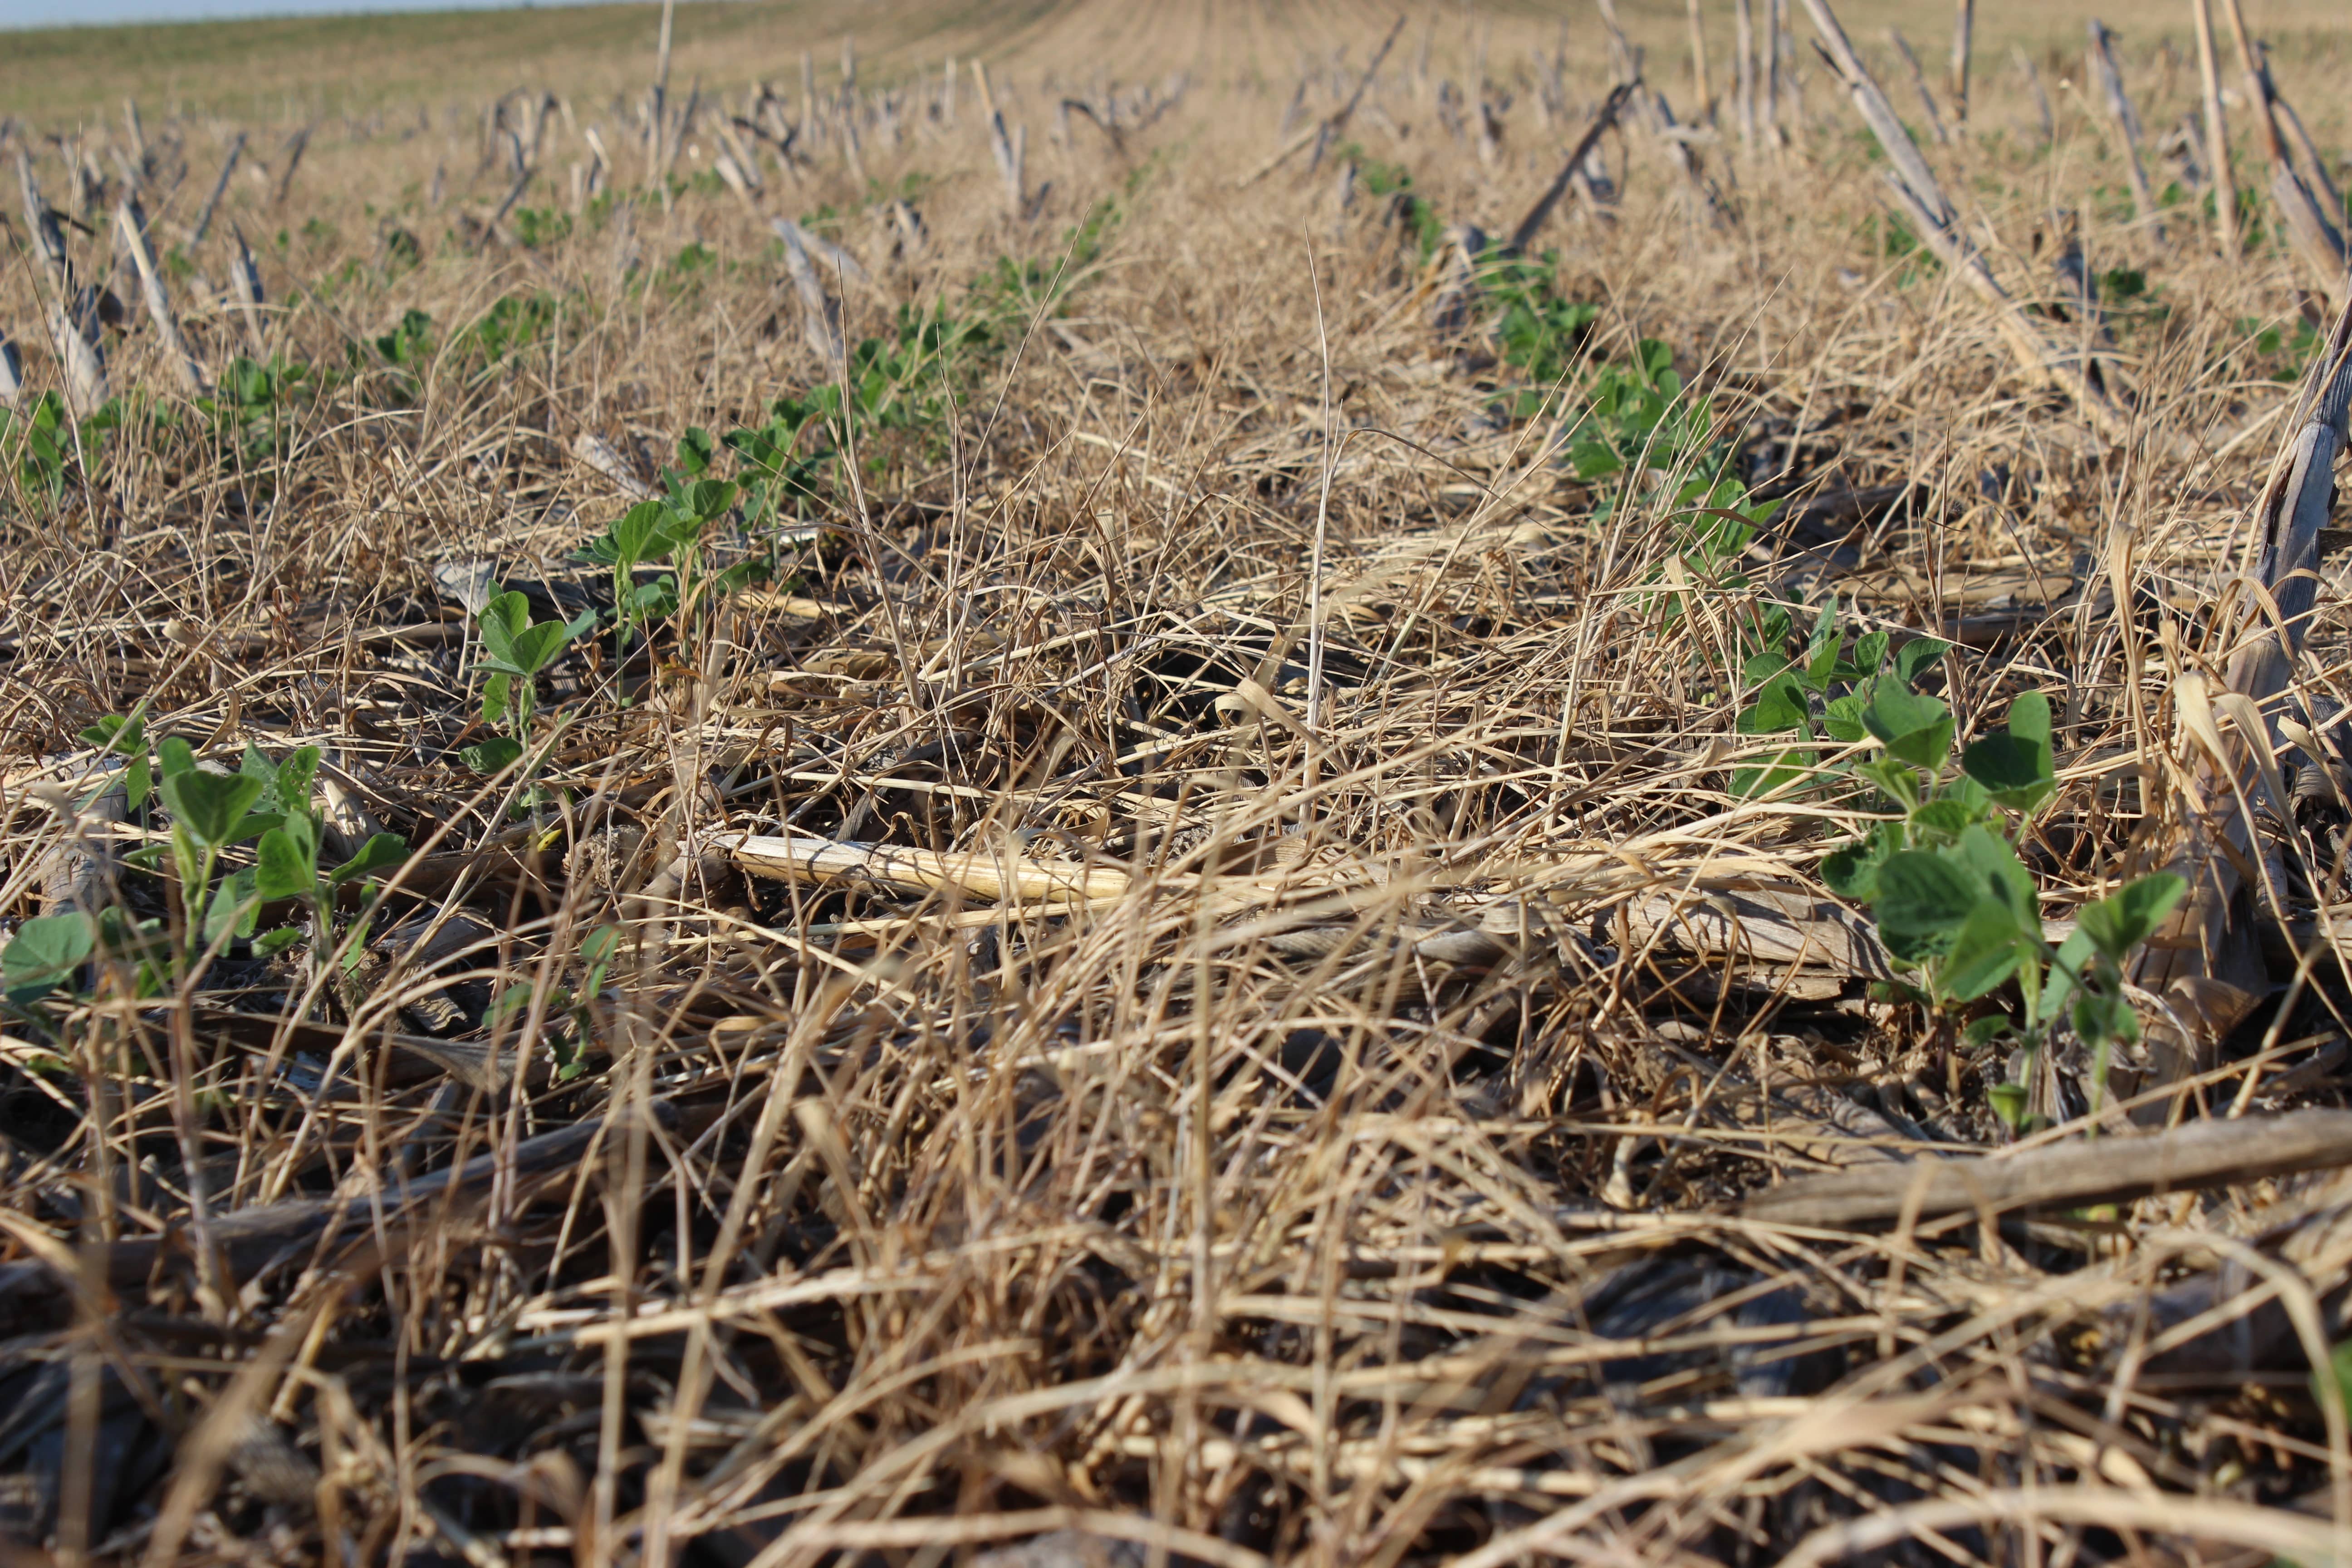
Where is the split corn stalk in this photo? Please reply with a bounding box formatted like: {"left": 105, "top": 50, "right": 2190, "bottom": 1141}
{"left": 2119, "top": 293, "right": 2352, "bottom": 1109}
{"left": 116, "top": 197, "right": 209, "bottom": 397}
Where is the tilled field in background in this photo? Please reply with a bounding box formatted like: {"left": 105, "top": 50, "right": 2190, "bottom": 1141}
{"left": 8, "top": 0, "right": 2352, "bottom": 1562}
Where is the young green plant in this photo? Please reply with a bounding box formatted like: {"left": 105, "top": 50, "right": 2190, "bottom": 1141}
{"left": 1733, "top": 596, "right": 1951, "bottom": 798}
{"left": 466, "top": 586, "right": 595, "bottom": 774}
{"left": 1823, "top": 684, "right": 2185, "bottom": 1130}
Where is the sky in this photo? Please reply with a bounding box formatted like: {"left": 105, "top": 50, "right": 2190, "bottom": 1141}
{"left": 0, "top": 0, "right": 605, "bottom": 26}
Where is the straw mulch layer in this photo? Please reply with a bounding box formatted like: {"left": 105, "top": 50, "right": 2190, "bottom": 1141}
{"left": 5, "top": 1, "right": 2352, "bottom": 1563}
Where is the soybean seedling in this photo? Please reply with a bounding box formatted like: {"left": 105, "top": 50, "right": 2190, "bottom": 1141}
{"left": 573, "top": 476, "right": 741, "bottom": 696}
{"left": 1823, "top": 685, "right": 2185, "bottom": 1131}
{"left": 489, "top": 922, "right": 622, "bottom": 1082}
{"left": 465, "top": 586, "right": 595, "bottom": 775}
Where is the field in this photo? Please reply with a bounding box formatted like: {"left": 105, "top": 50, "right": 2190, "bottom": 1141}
{"left": 10, "top": 0, "right": 2352, "bottom": 1562}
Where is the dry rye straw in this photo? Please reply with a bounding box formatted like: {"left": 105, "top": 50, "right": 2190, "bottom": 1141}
{"left": 6, "top": 0, "right": 2352, "bottom": 1562}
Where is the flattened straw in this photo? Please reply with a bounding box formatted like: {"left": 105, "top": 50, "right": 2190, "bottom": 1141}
{"left": 1747, "top": 1108, "right": 2352, "bottom": 1228}
{"left": 572, "top": 431, "right": 656, "bottom": 500}
{"left": 725, "top": 832, "right": 1131, "bottom": 904}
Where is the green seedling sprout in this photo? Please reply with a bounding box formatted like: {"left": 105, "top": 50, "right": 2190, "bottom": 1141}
{"left": 1822, "top": 685, "right": 2184, "bottom": 1131}
{"left": 465, "top": 585, "right": 595, "bottom": 774}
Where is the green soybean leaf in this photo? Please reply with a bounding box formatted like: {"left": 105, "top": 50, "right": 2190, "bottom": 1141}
{"left": 1856, "top": 757, "right": 1923, "bottom": 808}
{"left": 1737, "top": 675, "right": 1808, "bottom": 735}
{"left": 482, "top": 672, "right": 513, "bottom": 725}
{"left": 2073, "top": 986, "right": 2138, "bottom": 1050}
{"left": 1962, "top": 1014, "right": 2013, "bottom": 1051}
{"left": 1822, "top": 841, "right": 1885, "bottom": 902}
{"left": 2007, "top": 688, "right": 2052, "bottom": 754}
{"left": 1731, "top": 746, "right": 1814, "bottom": 800}
{"left": 2038, "top": 926, "right": 2097, "bottom": 1024}
{"left": 581, "top": 924, "right": 622, "bottom": 967}
{"left": 1803, "top": 600, "right": 1842, "bottom": 687}
{"left": 162, "top": 767, "right": 268, "bottom": 849}
{"left": 1822, "top": 694, "right": 1868, "bottom": 744}
{"left": 1892, "top": 637, "right": 1953, "bottom": 687}
{"left": 2313, "top": 1340, "right": 2352, "bottom": 1426}
{"left": 1939, "top": 899, "right": 2028, "bottom": 1000}
{"left": 329, "top": 833, "right": 410, "bottom": 886}
{"left": 1863, "top": 676, "right": 1955, "bottom": 769}
{"left": 253, "top": 926, "right": 306, "bottom": 957}
{"left": 686, "top": 477, "right": 738, "bottom": 522}
{"left": 509, "top": 619, "right": 570, "bottom": 675}
{"left": 1951, "top": 824, "right": 2037, "bottom": 922}
{"left": 611, "top": 500, "right": 668, "bottom": 565}
{"left": 476, "top": 589, "right": 530, "bottom": 667}
{"left": 157, "top": 736, "right": 196, "bottom": 780}
{"left": 1961, "top": 739, "right": 2055, "bottom": 810}
{"left": 1961, "top": 692, "right": 2056, "bottom": 810}
{"left": 79, "top": 712, "right": 141, "bottom": 754}
{"left": 2076, "top": 872, "right": 2188, "bottom": 963}
{"left": 82, "top": 712, "right": 152, "bottom": 810}
{"left": 1961, "top": 732, "right": 2038, "bottom": 788}
{"left": 1852, "top": 629, "right": 1890, "bottom": 673}
{"left": 3, "top": 913, "right": 93, "bottom": 999}
{"left": 462, "top": 736, "right": 525, "bottom": 776}
{"left": 580, "top": 922, "right": 622, "bottom": 993}
{"left": 253, "top": 827, "right": 315, "bottom": 901}
{"left": 1874, "top": 849, "right": 1981, "bottom": 960}
{"left": 277, "top": 746, "right": 321, "bottom": 813}
{"left": 1907, "top": 799, "right": 1976, "bottom": 840}
{"left": 227, "top": 812, "right": 284, "bottom": 845}
{"left": 203, "top": 867, "right": 260, "bottom": 945}
{"left": 1568, "top": 440, "right": 1622, "bottom": 480}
